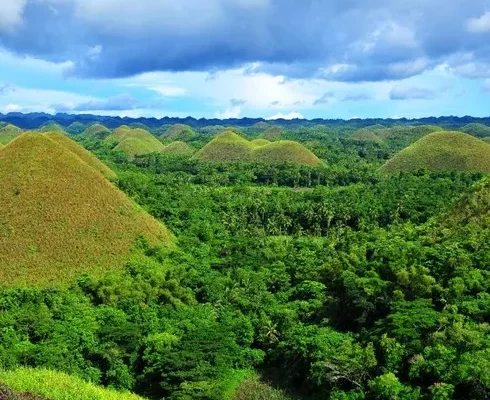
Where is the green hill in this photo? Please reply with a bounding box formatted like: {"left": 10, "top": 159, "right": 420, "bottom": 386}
{"left": 0, "top": 133, "right": 170, "bottom": 285}
{"left": 250, "top": 138, "right": 271, "bottom": 148}
{"left": 253, "top": 140, "right": 321, "bottom": 166}
{"left": 44, "top": 132, "right": 116, "bottom": 180}
{"left": 39, "top": 122, "right": 65, "bottom": 133}
{"left": 0, "top": 368, "right": 146, "bottom": 400}
{"left": 82, "top": 123, "right": 112, "bottom": 139}
{"left": 261, "top": 126, "right": 284, "bottom": 140}
{"left": 161, "top": 141, "right": 194, "bottom": 155}
{"left": 483, "top": 137, "right": 490, "bottom": 144}
{"left": 66, "top": 122, "right": 86, "bottom": 135}
{"left": 376, "top": 125, "right": 442, "bottom": 150}
{"left": 381, "top": 131, "right": 490, "bottom": 174}
{"left": 350, "top": 129, "right": 384, "bottom": 144}
{"left": 0, "top": 124, "right": 23, "bottom": 144}
{"left": 461, "top": 123, "right": 490, "bottom": 138}
{"left": 161, "top": 124, "right": 198, "bottom": 141}
{"left": 106, "top": 126, "right": 165, "bottom": 158}
{"left": 194, "top": 130, "right": 255, "bottom": 162}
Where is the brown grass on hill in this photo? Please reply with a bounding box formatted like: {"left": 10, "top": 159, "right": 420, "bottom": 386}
{"left": 82, "top": 123, "right": 112, "bottom": 139}
{"left": 44, "top": 132, "right": 116, "bottom": 180}
{"left": 253, "top": 140, "right": 321, "bottom": 166}
{"left": 106, "top": 126, "right": 165, "bottom": 158}
{"left": 193, "top": 130, "right": 255, "bottom": 162}
{"left": 0, "top": 133, "right": 171, "bottom": 286}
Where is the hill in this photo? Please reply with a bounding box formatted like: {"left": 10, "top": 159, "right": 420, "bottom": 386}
{"left": 161, "top": 124, "right": 198, "bottom": 141}
{"left": 376, "top": 125, "right": 442, "bottom": 150}
{"left": 193, "top": 130, "right": 255, "bottom": 162}
{"left": 0, "top": 368, "right": 146, "bottom": 400}
{"left": 253, "top": 140, "right": 322, "bottom": 166}
{"left": 82, "top": 123, "right": 112, "bottom": 139}
{"left": 161, "top": 141, "right": 194, "bottom": 155}
{"left": 106, "top": 126, "right": 165, "bottom": 158}
{"left": 483, "top": 137, "right": 490, "bottom": 144}
{"left": 350, "top": 129, "right": 384, "bottom": 144}
{"left": 66, "top": 121, "right": 86, "bottom": 135}
{"left": 381, "top": 131, "right": 490, "bottom": 174}
{"left": 0, "top": 133, "right": 170, "bottom": 285}
{"left": 0, "top": 124, "right": 23, "bottom": 144}
{"left": 44, "top": 132, "right": 116, "bottom": 180}
{"left": 250, "top": 138, "right": 271, "bottom": 147}
{"left": 461, "top": 123, "right": 490, "bottom": 138}
{"left": 39, "top": 122, "right": 65, "bottom": 133}
{"left": 261, "top": 126, "right": 284, "bottom": 140}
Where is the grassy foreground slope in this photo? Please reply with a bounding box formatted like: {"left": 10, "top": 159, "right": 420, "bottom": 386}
{"left": 44, "top": 132, "right": 116, "bottom": 180}
{"left": 0, "top": 368, "right": 146, "bottom": 400}
{"left": 0, "top": 134, "right": 170, "bottom": 285}
{"left": 381, "top": 131, "right": 490, "bottom": 174}
{"left": 0, "top": 124, "right": 23, "bottom": 144}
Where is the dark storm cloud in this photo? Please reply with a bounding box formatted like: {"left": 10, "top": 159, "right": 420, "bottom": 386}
{"left": 1, "top": 0, "right": 490, "bottom": 82}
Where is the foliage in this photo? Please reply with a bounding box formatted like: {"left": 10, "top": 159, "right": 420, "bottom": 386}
{"left": 460, "top": 123, "right": 490, "bottom": 138}
{"left": 83, "top": 124, "right": 112, "bottom": 140}
{"left": 0, "top": 124, "right": 23, "bottom": 145}
{"left": 161, "top": 141, "right": 194, "bottom": 155}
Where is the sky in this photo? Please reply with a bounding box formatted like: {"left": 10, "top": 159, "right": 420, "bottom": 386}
{"left": 1, "top": 0, "right": 490, "bottom": 120}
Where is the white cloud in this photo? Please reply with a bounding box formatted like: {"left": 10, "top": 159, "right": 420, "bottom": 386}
{"left": 0, "top": 0, "right": 26, "bottom": 33}
{"left": 266, "top": 111, "right": 304, "bottom": 120}
{"left": 467, "top": 12, "right": 490, "bottom": 33}
{"left": 215, "top": 106, "right": 242, "bottom": 119}
{"left": 1, "top": 104, "right": 22, "bottom": 113}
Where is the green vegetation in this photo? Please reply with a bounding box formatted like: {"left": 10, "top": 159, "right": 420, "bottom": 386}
{"left": 39, "top": 122, "right": 65, "bottom": 133}
{"left": 484, "top": 137, "right": 490, "bottom": 144}
{"left": 376, "top": 124, "right": 443, "bottom": 151}
{"left": 161, "top": 124, "right": 198, "bottom": 141}
{"left": 161, "top": 141, "right": 194, "bottom": 155}
{"left": 261, "top": 126, "right": 284, "bottom": 140}
{"left": 106, "top": 126, "right": 165, "bottom": 158}
{"left": 83, "top": 123, "right": 112, "bottom": 139}
{"left": 0, "top": 124, "right": 23, "bottom": 144}
{"left": 66, "top": 122, "right": 86, "bottom": 135}
{"left": 381, "top": 130, "right": 490, "bottom": 174}
{"left": 253, "top": 140, "right": 321, "bottom": 166}
{"left": 461, "top": 122, "right": 490, "bottom": 138}
{"left": 0, "top": 369, "right": 145, "bottom": 400}
{"left": 194, "top": 131, "right": 320, "bottom": 166}
{"left": 44, "top": 132, "right": 116, "bottom": 180}
{"left": 0, "top": 133, "right": 170, "bottom": 285}
{"left": 350, "top": 128, "right": 385, "bottom": 144}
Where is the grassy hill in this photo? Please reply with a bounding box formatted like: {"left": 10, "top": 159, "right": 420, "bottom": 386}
{"left": 0, "top": 124, "right": 23, "bottom": 144}
{"left": 106, "top": 126, "right": 165, "bottom": 158}
{"left": 461, "top": 123, "right": 490, "bottom": 138}
{"left": 376, "top": 125, "right": 442, "bottom": 150}
{"left": 83, "top": 123, "right": 112, "bottom": 139}
{"left": 39, "top": 122, "right": 65, "bottom": 133}
{"left": 350, "top": 129, "right": 384, "bottom": 144}
{"left": 250, "top": 138, "right": 271, "bottom": 147}
{"left": 194, "top": 131, "right": 321, "bottom": 166}
{"left": 161, "top": 141, "right": 194, "bottom": 155}
{"left": 194, "top": 131, "right": 255, "bottom": 162}
{"left": 261, "top": 126, "right": 284, "bottom": 140}
{"left": 253, "top": 140, "right": 321, "bottom": 166}
{"left": 0, "top": 133, "right": 170, "bottom": 285}
{"left": 161, "top": 124, "right": 198, "bottom": 141}
{"left": 44, "top": 132, "right": 116, "bottom": 180}
{"left": 66, "top": 122, "right": 86, "bottom": 135}
{"left": 381, "top": 131, "right": 490, "bottom": 174}
{"left": 483, "top": 137, "right": 490, "bottom": 144}
{"left": 0, "top": 368, "right": 146, "bottom": 400}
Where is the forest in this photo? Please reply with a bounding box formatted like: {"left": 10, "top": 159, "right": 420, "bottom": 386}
{"left": 0, "top": 118, "right": 489, "bottom": 400}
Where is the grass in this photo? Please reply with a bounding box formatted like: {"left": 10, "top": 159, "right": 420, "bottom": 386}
{"left": 375, "top": 125, "right": 442, "bottom": 149}
{"left": 0, "top": 133, "right": 171, "bottom": 286}
{"left": 66, "top": 122, "right": 86, "bottom": 135}
{"left": 250, "top": 138, "right": 271, "bottom": 148}
{"left": 381, "top": 131, "right": 490, "bottom": 174}
{"left": 161, "top": 124, "right": 198, "bottom": 141}
{"left": 194, "top": 131, "right": 321, "bottom": 166}
{"left": 83, "top": 123, "right": 112, "bottom": 139}
{"left": 483, "top": 137, "right": 490, "bottom": 144}
{"left": 106, "top": 126, "right": 165, "bottom": 158}
{"left": 350, "top": 129, "right": 385, "bottom": 144}
{"left": 233, "top": 375, "right": 293, "bottom": 400}
{"left": 161, "top": 141, "right": 194, "bottom": 155}
{"left": 38, "top": 122, "right": 65, "bottom": 133}
{"left": 253, "top": 140, "right": 322, "bottom": 166}
{"left": 461, "top": 123, "right": 490, "bottom": 138}
{"left": 44, "top": 132, "right": 116, "bottom": 180}
{"left": 194, "top": 130, "right": 255, "bottom": 162}
{"left": 0, "top": 368, "right": 146, "bottom": 400}
{"left": 261, "top": 126, "right": 284, "bottom": 140}
{"left": 0, "top": 124, "right": 23, "bottom": 144}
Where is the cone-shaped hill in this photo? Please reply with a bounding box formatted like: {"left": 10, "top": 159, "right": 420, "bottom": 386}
{"left": 83, "top": 123, "right": 112, "bottom": 139}
{"left": 250, "top": 138, "right": 271, "bottom": 147}
{"left": 381, "top": 131, "right": 490, "bottom": 174}
{"left": 0, "top": 124, "right": 23, "bottom": 144}
{"left": 261, "top": 126, "right": 284, "bottom": 140}
{"left": 161, "top": 124, "right": 198, "bottom": 141}
{"left": 161, "top": 141, "right": 194, "bottom": 155}
{"left": 39, "top": 122, "right": 65, "bottom": 133}
{"left": 44, "top": 132, "right": 116, "bottom": 180}
{"left": 254, "top": 140, "right": 321, "bottom": 166}
{"left": 194, "top": 131, "right": 255, "bottom": 162}
{"left": 0, "top": 133, "right": 171, "bottom": 285}
{"left": 106, "top": 126, "right": 165, "bottom": 158}
{"left": 66, "top": 121, "right": 86, "bottom": 135}
{"left": 194, "top": 131, "right": 321, "bottom": 166}
{"left": 461, "top": 123, "right": 490, "bottom": 138}
{"left": 350, "top": 129, "right": 384, "bottom": 144}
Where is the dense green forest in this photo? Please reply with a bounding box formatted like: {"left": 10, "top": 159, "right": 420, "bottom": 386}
{"left": 0, "top": 120, "right": 489, "bottom": 399}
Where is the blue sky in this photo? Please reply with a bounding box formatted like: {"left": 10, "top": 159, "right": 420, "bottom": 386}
{"left": 1, "top": 0, "right": 490, "bottom": 119}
